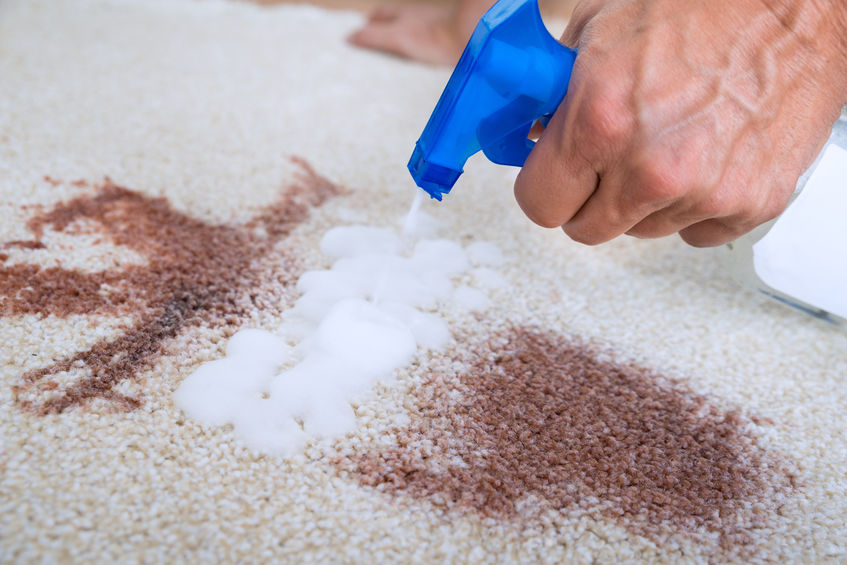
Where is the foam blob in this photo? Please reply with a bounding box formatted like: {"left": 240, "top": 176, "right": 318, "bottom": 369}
{"left": 453, "top": 285, "right": 491, "bottom": 312}
{"left": 175, "top": 208, "right": 505, "bottom": 456}
{"left": 232, "top": 398, "right": 309, "bottom": 454}
{"left": 174, "top": 358, "right": 248, "bottom": 426}
{"left": 412, "top": 239, "right": 469, "bottom": 275}
{"left": 471, "top": 267, "right": 506, "bottom": 289}
{"left": 293, "top": 269, "right": 363, "bottom": 321}
{"left": 466, "top": 241, "right": 505, "bottom": 267}
{"left": 225, "top": 328, "right": 291, "bottom": 367}
{"left": 174, "top": 328, "right": 290, "bottom": 427}
{"left": 314, "top": 299, "right": 417, "bottom": 377}
{"left": 381, "top": 302, "right": 450, "bottom": 350}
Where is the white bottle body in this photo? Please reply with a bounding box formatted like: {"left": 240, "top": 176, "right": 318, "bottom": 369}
{"left": 723, "top": 111, "right": 847, "bottom": 329}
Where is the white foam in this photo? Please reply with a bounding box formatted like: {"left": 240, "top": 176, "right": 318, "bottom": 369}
{"left": 412, "top": 239, "right": 470, "bottom": 275}
{"left": 471, "top": 267, "right": 507, "bottom": 289}
{"left": 313, "top": 299, "right": 417, "bottom": 382}
{"left": 173, "top": 328, "right": 292, "bottom": 441}
{"left": 466, "top": 241, "right": 504, "bottom": 267}
{"left": 453, "top": 285, "right": 491, "bottom": 312}
{"left": 380, "top": 301, "right": 450, "bottom": 350}
{"left": 175, "top": 206, "right": 506, "bottom": 456}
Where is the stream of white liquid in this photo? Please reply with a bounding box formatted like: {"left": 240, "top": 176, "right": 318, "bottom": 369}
{"left": 374, "top": 191, "right": 426, "bottom": 304}
{"left": 402, "top": 190, "right": 425, "bottom": 237}
{"left": 174, "top": 189, "right": 505, "bottom": 456}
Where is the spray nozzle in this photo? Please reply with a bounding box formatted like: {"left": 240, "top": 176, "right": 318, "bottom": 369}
{"left": 407, "top": 0, "right": 576, "bottom": 200}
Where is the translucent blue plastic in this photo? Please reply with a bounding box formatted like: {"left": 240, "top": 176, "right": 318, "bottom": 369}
{"left": 408, "top": 0, "right": 576, "bottom": 200}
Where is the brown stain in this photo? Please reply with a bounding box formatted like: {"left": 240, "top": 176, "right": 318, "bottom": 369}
{"left": 4, "top": 158, "right": 345, "bottom": 414}
{"left": 4, "top": 240, "right": 47, "bottom": 250}
{"left": 342, "top": 325, "right": 796, "bottom": 553}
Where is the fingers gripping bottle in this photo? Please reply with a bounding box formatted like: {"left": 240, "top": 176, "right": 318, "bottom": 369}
{"left": 408, "top": 0, "right": 847, "bottom": 328}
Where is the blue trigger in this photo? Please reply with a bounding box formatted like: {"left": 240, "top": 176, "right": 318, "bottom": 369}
{"left": 407, "top": 0, "right": 576, "bottom": 200}
{"left": 481, "top": 121, "right": 534, "bottom": 166}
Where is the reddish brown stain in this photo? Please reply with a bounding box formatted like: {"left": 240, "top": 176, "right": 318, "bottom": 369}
{"left": 42, "top": 175, "right": 86, "bottom": 188}
{"left": 4, "top": 240, "right": 46, "bottom": 250}
{"left": 4, "top": 158, "right": 344, "bottom": 414}
{"left": 342, "top": 325, "right": 795, "bottom": 553}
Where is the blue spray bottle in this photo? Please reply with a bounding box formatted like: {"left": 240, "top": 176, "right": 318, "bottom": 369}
{"left": 407, "top": 0, "right": 575, "bottom": 200}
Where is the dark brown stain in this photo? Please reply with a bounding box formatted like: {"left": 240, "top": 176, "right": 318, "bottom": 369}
{"left": 342, "top": 325, "right": 796, "bottom": 553}
{"left": 4, "top": 158, "right": 345, "bottom": 414}
{"left": 4, "top": 240, "right": 47, "bottom": 250}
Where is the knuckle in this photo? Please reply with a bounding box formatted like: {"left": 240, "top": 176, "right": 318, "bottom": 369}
{"left": 515, "top": 196, "right": 564, "bottom": 229}
{"left": 531, "top": 210, "right": 566, "bottom": 229}
{"left": 577, "top": 83, "right": 632, "bottom": 147}
{"left": 623, "top": 225, "right": 652, "bottom": 239}
{"left": 695, "top": 190, "right": 734, "bottom": 219}
{"left": 562, "top": 223, "right": 607, "bottom": 246}
{"left": 759, "top": 183, "right": 794, "bottom": 222}
{"left": 625, "top": 219, "right": 667, "bottom": 239}
{"left": 629, "top": 158, "right": 686, "bottom": 203}
{"left": 759, "top": 199, "right": 787, "bottom": 224}
{"left": 678, "top": 224, "right": 727, "bottom": 247}
{"left": 679, "top": 231, "right": 713, "bottom": 248}
{"left": 734, "top": 203, "right": 764, "bottom": 229}
{"left": 679, "top": 219, "right": 745, "bottom": 248}
{"left": 514, "top": 183, "right": 565, "bottom": 229}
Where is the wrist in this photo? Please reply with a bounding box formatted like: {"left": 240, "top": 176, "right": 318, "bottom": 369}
{"left": 761, "top": 0, "right": 847, "bottom": 103}
{"left": 814, "top": 0, "right": 847, "bottom": 68}
{"left": 813, "top": 0, "right": 847, "bottom": 106}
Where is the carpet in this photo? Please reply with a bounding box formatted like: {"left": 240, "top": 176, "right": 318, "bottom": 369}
{"left": 2, "top": 1, "right": 846, "bottom": 563}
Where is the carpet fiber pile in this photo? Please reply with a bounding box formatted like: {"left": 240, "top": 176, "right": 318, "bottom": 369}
{"left": 2, "top": 1, "right": 846, "bottom": 562}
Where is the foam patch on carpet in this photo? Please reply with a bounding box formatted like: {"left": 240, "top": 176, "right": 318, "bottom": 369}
{"left": 2, "top": 0, "right": 846, "bottom": 563}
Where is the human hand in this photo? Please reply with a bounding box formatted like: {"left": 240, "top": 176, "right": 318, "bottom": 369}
{"left": 514, "top": 0, "right": 847, "bottom": 246}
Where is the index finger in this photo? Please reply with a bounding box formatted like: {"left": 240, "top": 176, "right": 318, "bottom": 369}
{"left": 513, "top": 106, "right": 599, "bottom": 228}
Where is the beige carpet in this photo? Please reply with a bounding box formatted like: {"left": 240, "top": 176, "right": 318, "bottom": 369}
{"left": 2, "top": 1, "right": 846, "bottom": 563}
